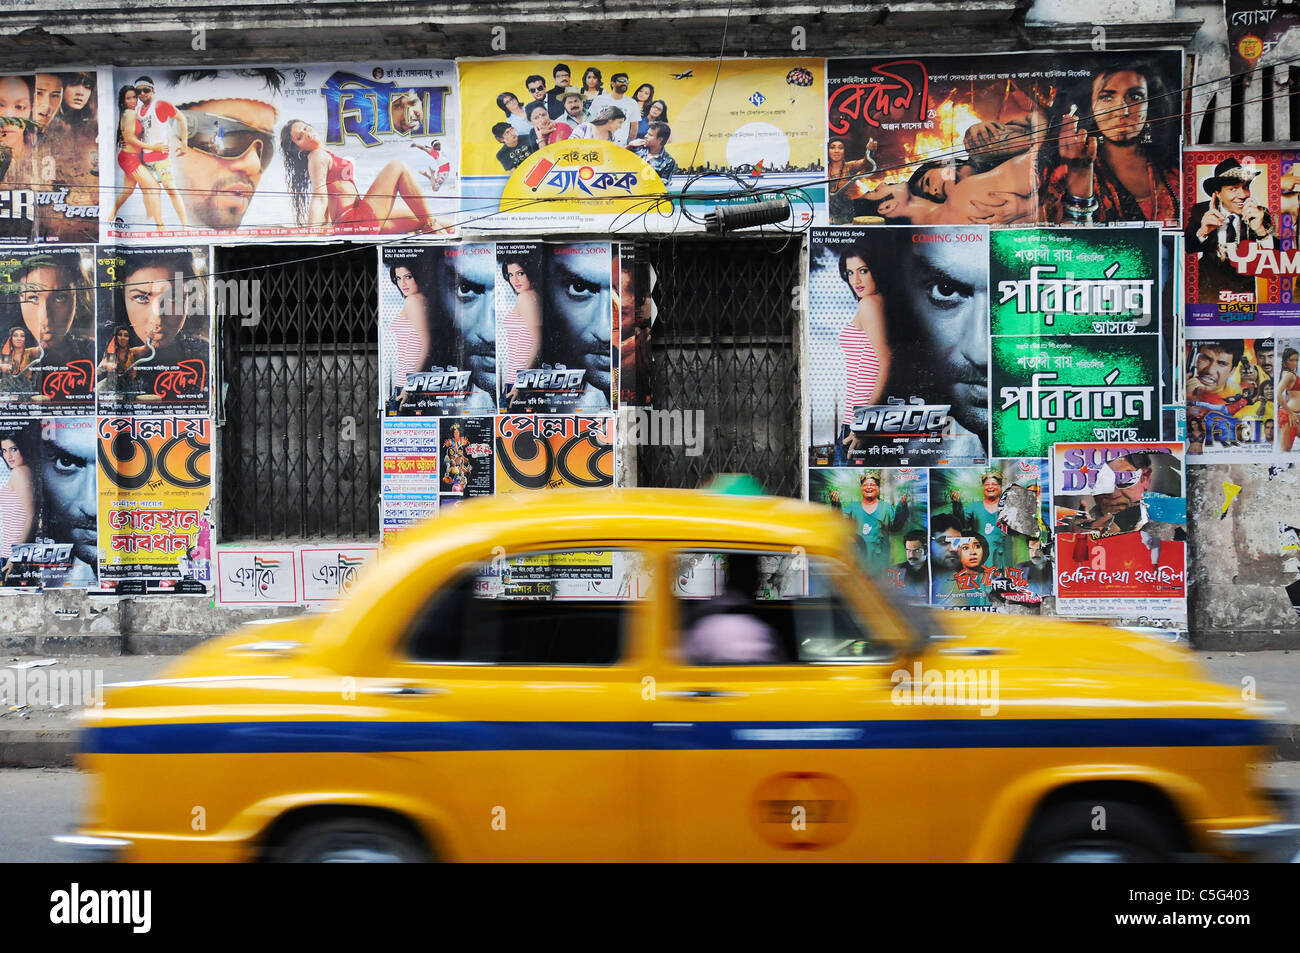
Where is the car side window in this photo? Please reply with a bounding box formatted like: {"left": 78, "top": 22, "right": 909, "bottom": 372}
{"left": 404, "top": 550, "right": 650, "bottom": 665}
{"left": 673, "top": 550, "right": 884, "bottom": 664}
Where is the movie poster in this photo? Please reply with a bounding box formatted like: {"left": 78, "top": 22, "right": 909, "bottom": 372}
{"left": 928, "top": 459, "right": 1051, "bottom": 612}
{"left": 0, "top": 245, "right": 96, "bottom": 415}
{"left": 105, "top": 61, "right": 458, "bottom": 242}
{"left": 496, "top": 241, "right": 614, "bottom": 412}
{"left": 438, "top": 415, "right": 493, "bottom": 508}
{"left": 1185, "top": 337, "right": 1275, "bottom": 460}
{"left": 826, "top": 51, "right": 1182, "bottom": 228}
{"left": 1227, "top": 1, "right": 1299, "bottom": 75}
{"left": 380, "top": 243, "right": 497, "bottom": 416}
{"left": 617, "top": 243, "right": 653, "bottom": 407}
{"left": 494, "top": 414, "right": 614, "bottom": 491}
{"left": 0, "top": 73, "right": 38, "bottom": 244}
{"left": 1160, "top": 232, "right": 1184, "bottom": 405}
{"left": 1183, "top": 147, "right": 1300, "bottom": 328}
{"left": 381, "top": 416, "right": 438, "bottom": 542}
{"left": 457, "top": 57, "right": 823, "bottom": 232}
{"left": 0, "top": 417, "right": 98, "bottom": 589}
{"left": 33, "top": 69, "right": 105, "bottom": 243}
{"left": 95, "top": 245, "right": 211, "bottom": 416}
{"left": 990, "top": 334, "right": 1161, "bottom": 459}
{"left": 1052, "top": 441, "right": 1187, "bottom": 624}
{"left": 990, "top": 228, "right": 1160, "bottom": 337}
{"left": 96, "top": 416, "right": 212, "bottom": 594}
{"left": 1275, "top": 337, "right": 1300, "bottom": 454}
{"left": 0, "top": 419, "right": 41, "bottom": 590}
{"left": 807, "top": 226, "right": 990, "bottom": 468}
{"left": 807, "top": 467, "right": 929, "bottom": 603}
{"left": 0, "top": 70, "right": 105, "bottom": 243}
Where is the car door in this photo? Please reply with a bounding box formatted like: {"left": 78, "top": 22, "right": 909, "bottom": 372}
{"left": 647, "top": 547, "right": 937, "bottom": 861}
{"left": 371, "top": 546, "right": 654, "bottom": 861}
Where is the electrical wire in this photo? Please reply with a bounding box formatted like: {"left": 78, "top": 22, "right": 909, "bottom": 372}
{"left": 6, "top": 50, "right": 1300, "bottom": 295}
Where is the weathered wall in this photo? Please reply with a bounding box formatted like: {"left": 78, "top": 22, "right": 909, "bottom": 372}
{"left": 1188, "top": 465, "right": 1300, "bottom": 649}
{"left": 4, "top": 590, "right": 306, "bottom": 655}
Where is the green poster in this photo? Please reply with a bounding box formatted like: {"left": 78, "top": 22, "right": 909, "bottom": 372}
{"left": 990, "top": 335, "right": 1161, "bottom": 458}
{"left": 990, "top": 228, "right": 1160, "bottom": 337}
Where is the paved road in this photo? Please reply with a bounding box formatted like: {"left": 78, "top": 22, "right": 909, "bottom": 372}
{"left": 2, "top": 762, "right": 1299, "bottom": 862}
{"left": 0, "top": 769, "right": 86, "bottom": 862}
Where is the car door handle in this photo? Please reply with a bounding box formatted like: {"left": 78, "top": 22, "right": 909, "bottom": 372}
{"left": 364, "top": 684, "right": 446, "bottom": 697}
{"left": 658, "top": 689, "right": 747, "bottom": 699}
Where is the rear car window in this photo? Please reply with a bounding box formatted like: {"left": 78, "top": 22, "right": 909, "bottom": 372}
{"left": 404, "top": 550, "right": 649, "bottom": 665}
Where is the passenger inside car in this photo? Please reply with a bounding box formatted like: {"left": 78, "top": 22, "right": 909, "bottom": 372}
{"left": 682, "top": 553, "right": 786, "bottom": 664}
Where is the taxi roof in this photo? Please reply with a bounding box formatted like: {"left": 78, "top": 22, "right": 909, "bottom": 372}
{"left": 389, "top": 487, "right": 855, "bottom": 553}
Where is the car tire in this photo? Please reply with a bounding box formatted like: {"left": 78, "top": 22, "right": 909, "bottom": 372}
{"left": 1015, "top": 799, "right": 1181, "bottom": 863}
{"left": 274, "top": 817, "right": 430, "bottom": 863}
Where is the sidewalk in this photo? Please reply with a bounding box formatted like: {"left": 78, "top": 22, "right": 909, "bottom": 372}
{"left": 1, "top": 650, "right": 1298, "bottom": 767}
{"left": 1, "top": 656, "right": 167, "bottom": 767}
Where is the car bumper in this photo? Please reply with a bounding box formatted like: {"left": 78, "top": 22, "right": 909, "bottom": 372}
{"left": 1206, "top": 790, "right": 1300, "bottom": 862}
{"left": 52, "top": 833, "right": 132, "bottom": 863}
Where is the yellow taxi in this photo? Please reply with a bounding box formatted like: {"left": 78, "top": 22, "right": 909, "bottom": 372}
{"left": 61, "top": 489, "right": 1299, "bottom": 862}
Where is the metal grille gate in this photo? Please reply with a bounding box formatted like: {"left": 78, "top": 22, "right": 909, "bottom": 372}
{"left": 216, "top": 245, "right": 380, "bottom": 541}
{"left": 636, "top": 237, "right": 802, "bottom": 497}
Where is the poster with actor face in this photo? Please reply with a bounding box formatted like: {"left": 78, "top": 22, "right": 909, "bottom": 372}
{"left": 438, "top": 415, "right": 493, "bottom": 506}
{"left": 826, "top": 51, "right": 1182, "bottom": 228}
{"left": 0, "top": 73, "right": 38, "bottom": 244}
{"left": 4, "top": 417, "right": 100, "bottom": 588}
{"left": 96, "top": 416, "right": 212, "bottom": 594}
{"left": 990, "top": 334, "right": 1161, "bottom": 459}
{"left": 497, "top": 242, "right": 614, "bottom": 412}
{"left": 1183, "top": 147, "right": 1300, "bottom": 327}
{"left": 1184, "top": 337, "right": 1275, "bottom": 461}
{"left": 95, "top": 245, "right": 211, "bottom": 416}
{"left": 380, "top": 243, "right": 497, "bottom": 416}
{"left": 807, "top": 226, "right": 990, "bottom": 469}
{"left": 0, "top": 419, "right": 41, "bottom": 589}
{"left": 458, "top": 57, "right": 823, "bottom": 233}
{"left": 494, "top": 414, "right": 613, "bottom": 492}
{"left": 105, "top": 61, "right": 458, "bottom": 242}
{"left": 617, "top": 243, "right": 653, "bottom": 407}
{"left": 0, "top": 246, "right": 96, "bottom": 416}
{"left": 808, "top": 467, "right": 929, "bottom": 602}
{"left": 32, "top": 68, "right": 106, "bottom": 242}
{"left": 928, "top": 459, "right": 1051, "bottom": 612}
{"left": 1052, "top": 441, "right": 1187, "bottom": 624}
{"left": 1274, "top": 337, "right": 1300, "bottom": 454}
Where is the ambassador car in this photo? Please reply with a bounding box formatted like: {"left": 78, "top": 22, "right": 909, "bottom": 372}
{"left": 62, "top": 489, "right": 1298, "bottom": 862}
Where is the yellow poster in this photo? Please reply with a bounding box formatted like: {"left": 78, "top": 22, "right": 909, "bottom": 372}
{"left": 459, "top": 57, "right": 824, "bottom": 231}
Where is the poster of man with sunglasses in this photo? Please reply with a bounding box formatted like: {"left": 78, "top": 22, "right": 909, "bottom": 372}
{"left": 104, "top": 61, "right": 458, "bottom": 242}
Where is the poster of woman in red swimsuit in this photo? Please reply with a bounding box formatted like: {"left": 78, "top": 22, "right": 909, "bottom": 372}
{"left": 281, "top": 119, "right": 452, "bottom": 236}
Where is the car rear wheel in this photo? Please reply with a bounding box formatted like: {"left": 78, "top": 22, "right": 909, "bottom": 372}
{"left": 1016, "top": 799, "right": 1181, "bottom": 863}
{"left": 275, "top": 817, "right": 430, "bottom": 863}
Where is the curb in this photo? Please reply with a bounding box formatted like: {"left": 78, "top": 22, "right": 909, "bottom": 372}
{"left": 0, "top": 730, "right": 76, "bottom": 768}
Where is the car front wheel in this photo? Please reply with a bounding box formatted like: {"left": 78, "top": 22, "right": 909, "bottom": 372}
{"left": 274, "top": 817, "right": 430, "bottom": 863}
